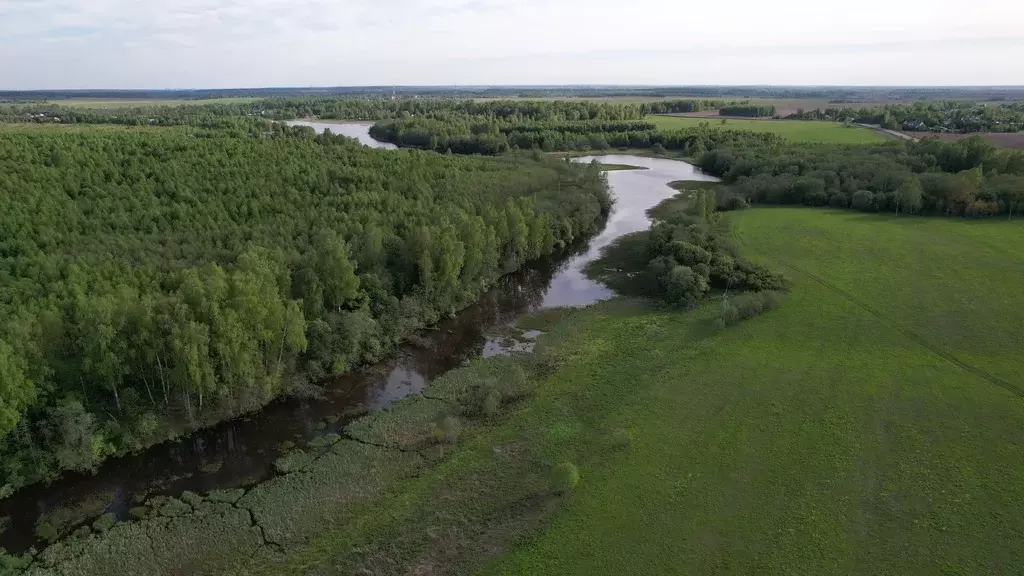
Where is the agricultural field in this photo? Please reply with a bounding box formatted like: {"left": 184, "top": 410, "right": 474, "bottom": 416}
{"left": 649, "top": 114, "right": 889, "bottom": 144}
{"left": 490, "top": 207, "right": 1024, "bottom": 574}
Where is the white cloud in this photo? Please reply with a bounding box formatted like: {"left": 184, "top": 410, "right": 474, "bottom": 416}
{"left": 0, "top": 0, "right": 1022, "bottom": 88}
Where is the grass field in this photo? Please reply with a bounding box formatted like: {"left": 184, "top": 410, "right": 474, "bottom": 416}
{"left": 483, "top": 208, "right": 1024, "bottom": 574}
{"left": 29, "top": 208, "right": 1024, "bottom": 575}
{"left": 649, "top": 114, "right": 889, "bottom": 144}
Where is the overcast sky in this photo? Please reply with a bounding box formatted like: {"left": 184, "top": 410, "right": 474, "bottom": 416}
{"left": 2, "top": 0, "right": 1023, "bottom": 89}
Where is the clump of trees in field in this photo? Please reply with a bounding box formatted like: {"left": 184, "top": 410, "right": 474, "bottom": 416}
{"left": 698, "top": 136, "right": 1024, "bottom": 217}
{"left": 645, "top": 190, "right": 785, "bottom": 307}
{"left": 591, "top": 190, "right": 785, "bottom": 310}
{"left": 0, "top": 124, "right": 611, "bottom": 496}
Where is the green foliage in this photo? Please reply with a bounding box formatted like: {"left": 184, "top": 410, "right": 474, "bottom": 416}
{"left": 0, "top": 340, "right": 34, "bottom": 438}
{"left": 895, "top": 176, "right": 924, "bottom": 214}
{"left": 204, "top": 489, "right": 245, "bottom": 505}
{"left": 699, "top": 135, "right": 1024, "bottom": 216}
{"left": 128, "top": 507, "right": 149, "bottom": 520}
{"left": 308, "top": 433, "right": 341, "bottom": 450}
{"left": 91, "top": 513, "right": 116, "bottom": 534}
{"left": 274, "top": 449, "right": 314, "bottom": 475}
{"left": 372, "top": 115, "right": 783, "bottom": 156}
{"left": 33, "top": 491, "right": 114, "bottom": 543}
{"left": 0, "top": 548, "right": 29, "bottom": 574}
{"left": 157, "top": 497, "right": 192, "bottom": 518}
{"left": 789, "top": 100, "right": 1024, "bottom": 133}
{"left": 36, "top": 520, "right": 59, "bottom": 543}
{"left": 0, "top": 124, "right": 610, "bottom": 493}
{"left": 346, "top": 397, "right": 452, "bottom": 450}
{"left": 236, "top": 440, "right": 422, "bottom": 548}
{"left": 714, "top": 291, "right": 784, "bottom": 330}
{"left": 432, "top": 414, "right": 462, "bottom": 445}
{"left": 550, "top": 462, "right": 581, "bottom": 495}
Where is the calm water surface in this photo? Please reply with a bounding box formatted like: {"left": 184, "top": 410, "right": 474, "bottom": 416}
{"left": 284, "top": 120, "right": 398, "bottom": 149}
{"left": 0, "top": 129, "right": 716, "bottom": 553}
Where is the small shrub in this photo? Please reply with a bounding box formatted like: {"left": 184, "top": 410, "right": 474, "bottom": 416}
{"left": 314, "top": 421, "right": 327, "bottom": 431}
{"left": 652, "top": 143, "right": 667, "bottom": 155}
{"left": 129, "top": 506, "right": 149, "bottom": 520}
{"left": 92, "top": 512, "right": 117, "bottom": 533}
{"left": 550, "top": 462, "right": 580, "bottom": 495}
{"left": 274, "top": 449, "right": 314, "bottom": 474}
{"left": 715, "top": 291, "right": 784, "bottom": 330}
{"left": 35, "top": 520, "right": 59, "bottom": 542}
{"left": 158, "top": 497, "right": 193, "bottom": 518}
{"left": 181, "top": 490, "right": 204, "bottom": 508}
{"left": 851, "top": 189, "right": 874, "bottom": 212}
{"left": 470, "top": 381, "right": 502, "bottom": 417}
{"left": 72, "top": 525, "right": 92, "bottom": 539}
{"left": 205, "top": 489, "right": 246, "bottom": 505}
{"left": 308, "top": 433, "right": 342, "bottom": 450}
{"left": 432, "top": 414, "right": 461, "bottom": 445}
{"left": 0, "top": 549, "right": 29, "bottom": 572}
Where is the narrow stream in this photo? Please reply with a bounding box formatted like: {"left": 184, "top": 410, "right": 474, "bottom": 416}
{"left": 0, "top": 129, "right": 717, "bottom": 554}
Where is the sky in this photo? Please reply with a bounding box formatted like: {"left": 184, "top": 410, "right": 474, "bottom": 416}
{"left": 1, "top": 0, "right": 1023, "bottom": 89}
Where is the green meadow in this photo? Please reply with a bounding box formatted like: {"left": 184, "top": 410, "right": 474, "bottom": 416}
{"left": 22, "top": 208, "right": 1024, "bottom": 575}
{"left": 649, "top": 114, "right": 889, "bottom": 144}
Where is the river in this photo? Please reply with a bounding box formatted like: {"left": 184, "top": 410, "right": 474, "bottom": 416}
{"left": 0, "top": 126, "right": 717, "bottom": 554}
{"left": 284, "top": 120, "right": 398, "bottom": 149}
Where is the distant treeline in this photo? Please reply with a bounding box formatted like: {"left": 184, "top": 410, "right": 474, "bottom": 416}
{"left": 787, "top": 101, "right": 1024, "bottom": 133}
{"left": 0, "top": 98, "right": 648, "bottom": 126}
{"left": 0, "top": 123, "right": 611, "bottom": 496}
{"left": 4, "top": 85, "right": 1024, "bottom": 102}
{"left": 698, "top": 136, "right": 1024, "bottom": 217}
{"left": 719, "top": 105, "right": 776, "bottom": 117}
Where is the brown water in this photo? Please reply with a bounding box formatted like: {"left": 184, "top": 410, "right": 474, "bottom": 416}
{"left": 0, "top": 132, "right": 717, "bottom": 554}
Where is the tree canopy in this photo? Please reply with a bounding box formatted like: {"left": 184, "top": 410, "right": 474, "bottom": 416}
{"left": 0, "top": 124, "right": 610, "bottom": 494}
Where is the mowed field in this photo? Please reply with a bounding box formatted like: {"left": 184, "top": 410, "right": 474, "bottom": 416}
{"left": 650, "top": 114, "right": 889, "bottom": 144}
{"left": 484, "top": 208, "right": 1024, "bottom": 574}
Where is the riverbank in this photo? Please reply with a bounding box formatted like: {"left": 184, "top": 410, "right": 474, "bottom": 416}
{"left": 5, "top": 152, "right": 715, "bottom": 570}
{"left": 0, "top": 123, "right": 611, "bottom": 556}
{"left": 20, "top": 195, "right": 1024, "bottom": 574}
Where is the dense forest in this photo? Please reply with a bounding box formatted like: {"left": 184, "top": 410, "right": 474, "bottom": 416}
{"left": 369, "top": 116, "right": 782, "bottom": 155}
{"left": 0, "top": 124, "right": 611, "bottom": 496}
{"left": 0, "top": 99, "right": 649, "bottom": 127}
{"left": 787, "top": 101, "right": 1024, "bottom": 133}
{"left": 698, "top": 136, "right": 1024, "bottom": 216}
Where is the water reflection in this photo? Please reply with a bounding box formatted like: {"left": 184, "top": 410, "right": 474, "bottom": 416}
{"left": 283, "top": 120, "right": 398, "bottom": 149}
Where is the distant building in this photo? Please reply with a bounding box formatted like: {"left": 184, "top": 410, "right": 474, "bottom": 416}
{"left": 903, "top": 120, "right": 926, "bottom": 131}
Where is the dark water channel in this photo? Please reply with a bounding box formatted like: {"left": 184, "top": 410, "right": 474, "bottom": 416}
{"left": 0, "top": 129, "right": 716, "bottom": 554}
